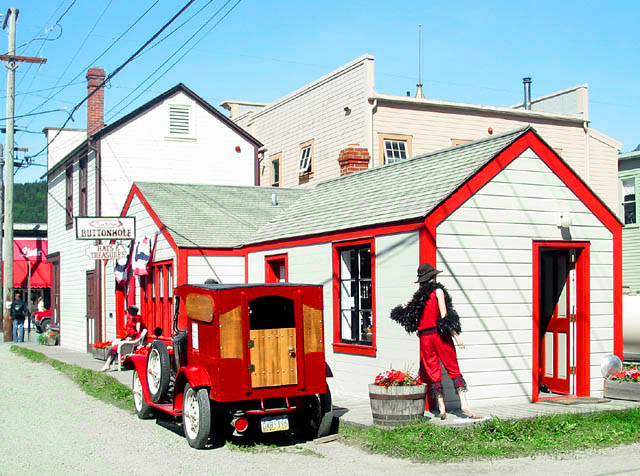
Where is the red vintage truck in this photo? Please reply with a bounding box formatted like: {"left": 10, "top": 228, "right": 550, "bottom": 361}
{"left": 124, "top": 283, "right": 333, "bottom": 449}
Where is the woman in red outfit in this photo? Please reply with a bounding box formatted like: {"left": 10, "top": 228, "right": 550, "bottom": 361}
{"left": 391, "top": 264, "right": 479, "bottom": 420}
{"left": 100, "top": 306, "right": 145, "bottom": 371}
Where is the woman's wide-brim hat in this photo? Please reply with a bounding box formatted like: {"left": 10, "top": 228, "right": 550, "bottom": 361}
{"left": 127, "top": 305, "right": 139, "bottom": 316}
{"left": 415, "top": 263, "right": 442, "bottom": 283}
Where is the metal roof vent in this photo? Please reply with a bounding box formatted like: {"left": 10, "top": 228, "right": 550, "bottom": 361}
{"left": 523, "top": 77, "right": 532, "bottom": 110}
{"left": 271, "top": 192, "right": 278, "bottom": 206}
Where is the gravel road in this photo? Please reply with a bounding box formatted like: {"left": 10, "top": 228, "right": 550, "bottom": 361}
{"left": 1, "top": 343, "right": 639, "bottom": 476}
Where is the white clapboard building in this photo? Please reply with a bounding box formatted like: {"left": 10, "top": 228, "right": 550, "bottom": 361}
{"left": 45, "top": 68, "right": 261, "bottom": 352}
{"left": 112, "top": 127, "right": 621, "bottom": 407}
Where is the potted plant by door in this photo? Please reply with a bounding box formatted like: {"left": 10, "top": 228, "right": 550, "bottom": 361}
{"left": 46, "top": 330, "right": 59, "bottom": 346}
{"left": 604, "top": 365, "right": 640, "bottom": 401}
{"left": 369, "top": 368, "right": 426, "bottom": 426}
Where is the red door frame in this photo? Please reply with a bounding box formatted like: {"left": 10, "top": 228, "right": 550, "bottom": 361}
{"left": 532, "top": 241, "right": 590, "bottom": 402}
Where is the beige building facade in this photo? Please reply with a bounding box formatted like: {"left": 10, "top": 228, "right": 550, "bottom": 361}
{"left": 223, "top": 55, "right": 621, "bottom": 213}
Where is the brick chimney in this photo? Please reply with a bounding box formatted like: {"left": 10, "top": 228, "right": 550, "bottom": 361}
{"left": 86, "top": 67, "right": 105, "bottom": 136}
{"left": 338, "top": 144, "right": 370, "bottom": 176}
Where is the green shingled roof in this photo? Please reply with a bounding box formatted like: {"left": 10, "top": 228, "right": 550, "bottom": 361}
{"left": 248, "top": 127, "right": 530, "bottom": 244}
{"left": 135, "top": 127, "right": 529, "bottom": 249}
{"left": 133, "top": 182, "right": 306, "bottom": 248}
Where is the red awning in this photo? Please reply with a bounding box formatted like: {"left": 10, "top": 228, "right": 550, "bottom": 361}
{"left": 1, "top": 239, "right": 51, "bottom": 288}
{"left": 2, "top": 261, "right": 51, "bottom": 288}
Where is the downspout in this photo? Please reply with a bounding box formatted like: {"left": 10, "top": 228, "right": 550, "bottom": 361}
{"left": 583, "top": 121, "right": 590, "bottom": 185}
{"left": 370, "top": 98, "right": 377, "bottom": 168}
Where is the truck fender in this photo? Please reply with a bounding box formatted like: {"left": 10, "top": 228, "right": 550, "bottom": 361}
{"left": 123, "top": 354, "right": 153, "bottom": 404}
{"left": 174, "top": 366, "right": 212, "bottom": 396}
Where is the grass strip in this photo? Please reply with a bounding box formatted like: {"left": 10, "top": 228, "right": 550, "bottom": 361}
{"left": 10, "top": 345, "right": 135, "bottom": 413}
{"left": 340, "top": 408, "right": 640, "bottom": 462}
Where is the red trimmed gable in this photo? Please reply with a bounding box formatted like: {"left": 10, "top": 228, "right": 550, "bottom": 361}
{"left": 425, "top": 128, "right": 623, "bottom": 358}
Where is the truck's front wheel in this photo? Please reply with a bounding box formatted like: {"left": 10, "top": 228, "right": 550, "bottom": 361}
{"left": 182, "top": 384, "right": 211, "bottom": 449}
{"left": 132, "top": 371, "right": 153, "bottom": 419}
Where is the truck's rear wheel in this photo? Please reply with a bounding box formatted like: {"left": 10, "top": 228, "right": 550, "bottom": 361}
{"left": 147, "top": 340, "right": 170, "bottom": 403}
{"left": 132, "top": 371, "right": 153, "bottom": 419}
{"left": 306, "top": 387, "right": 333, "bottom": 439}
{"left": 182, "top": 384, "right": 211, "bottom": 449}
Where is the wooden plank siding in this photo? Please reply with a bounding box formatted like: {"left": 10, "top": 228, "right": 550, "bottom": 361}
{"left": 187, "top": 255, "right": 244, "bottom": 285}
{"left": 373, "top": 104, "right": 619, "bottom": 213}
{"left": 235, "top": 56, "right": 374, "bottom": 188}
{"left": 47, "top": 153, "right": 97, "bottom": 352}
{"left": 437, "top": 149, "right": 614, "bottom": 403}
{"left": 619, "top": 165, "right": 640, "bottom": 293}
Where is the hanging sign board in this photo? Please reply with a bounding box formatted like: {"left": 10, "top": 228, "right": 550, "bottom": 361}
{"left": 86, "top": 244, "right": 129, "bottom": 260}
{"left": 75, "top": 217, "right": 135, "bottom": 240}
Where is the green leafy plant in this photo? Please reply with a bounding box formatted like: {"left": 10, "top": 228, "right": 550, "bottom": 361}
{"left": 37, "top": 333, "right": 46, "bottom": 345}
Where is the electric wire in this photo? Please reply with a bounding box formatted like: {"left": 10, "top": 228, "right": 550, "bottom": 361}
{"left": 106, "top": 0, "right": 241, "bottom": 122}
{"left": 134, "top": 0, "right": 215, "bottom": 59}
{"left": 20, "top": 0, "right": 159, "bottom": 121}
{"left": 25, "top": 0, "right": 197, "bottom": 161}
{"left": 20, "top": 0, "right": 114, "bottom": 118}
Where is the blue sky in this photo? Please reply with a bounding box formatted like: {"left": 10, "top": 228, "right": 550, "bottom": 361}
{"left": 3, "top": 0, "right": 638, "bottom": 183}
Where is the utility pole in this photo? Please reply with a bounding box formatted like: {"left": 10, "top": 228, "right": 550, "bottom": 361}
{"left": 1, "top": 8, "right": 46, "bottom": 340}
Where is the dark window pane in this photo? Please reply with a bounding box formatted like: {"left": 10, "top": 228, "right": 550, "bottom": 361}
{"left": 624, "top": 202, "right": 636, "bottom": 225}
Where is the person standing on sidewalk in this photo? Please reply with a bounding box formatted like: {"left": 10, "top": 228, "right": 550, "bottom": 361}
{"left": 10, "top": 292, "right": 28, "bottom": 343}
{"left": 390, "top": 264, "right": 480, "bottom": 420}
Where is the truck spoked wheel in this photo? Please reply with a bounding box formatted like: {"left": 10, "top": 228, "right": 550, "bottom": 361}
{"left": 147, "top": 340, "right": 170, "bottom": 403}
{"left": 132, "top": 371, "right": 153, "bottom": 419}
{"left": 182, "top": 384, "right": 211, "bottom": 449}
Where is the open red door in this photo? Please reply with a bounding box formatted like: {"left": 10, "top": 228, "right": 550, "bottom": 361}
{"left": 540, "top": 249, "right": 574, "bottom": 394}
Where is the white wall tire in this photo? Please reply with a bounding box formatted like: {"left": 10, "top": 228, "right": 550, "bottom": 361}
{"left": 132, "top": 372, "right": 153, "bottom": 419}
{"left": 147, "top": 340, "right": 170, "bottom": 403}
{"left": 182, "top": 384, "right": 211, "bottom": 449}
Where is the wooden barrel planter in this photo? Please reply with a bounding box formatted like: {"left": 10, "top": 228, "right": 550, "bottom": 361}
{"left": 368, "top": 384, "right": 427, "bottom": 427}
{"left": 604, "top": 380, "right": 640, "bottom": 401}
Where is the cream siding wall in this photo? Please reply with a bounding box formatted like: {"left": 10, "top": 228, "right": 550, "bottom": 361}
{"left": 235, "top": 56, "right": 373, "bottom": 188}
{"left": 373, "top": 104, "right": 618, "bottom": 213}
{"left": 100, "top": 91, "right": 256, "bottom": 217}
{"left": 436, "top": 148, "right": 613, "bottom": 406}
{"left": 588, "top": 132, "right": 620, "bottom": 218}
{"left": 47, "top": 154, "right": 97, "bottom": 352}
{"left": 45, "top": 129, "right": 86, "bottom": 168}
{"left": 247, "top": 233, "right": 422, "bottom": 399}
{"left": 187, "top": 255, "right": 244, "bottom": 284}
{"left": 103, "top": 195, "right": 177, "bottom": 340}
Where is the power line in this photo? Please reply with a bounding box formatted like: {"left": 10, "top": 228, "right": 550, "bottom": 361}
{"left": 20, "top": 0, "right": 114, "bottom": 119}
{"left": 135, "top": 0, "right": 215, "bottom": 59}
{"left": 53, "top": 0, "right": 77, "bottom": 25}
{"left": 22, "top": 0, "right": 159, "bottom": 115}
{"left": 25, "top": 0, "right": 197, "bottom": 161}
{"left": 107, "top": 0, "right": 241, "bottom": 122}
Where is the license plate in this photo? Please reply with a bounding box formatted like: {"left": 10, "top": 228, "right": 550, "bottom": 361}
{"left": 260, "top": 415, "right": 289, "bottom": 433}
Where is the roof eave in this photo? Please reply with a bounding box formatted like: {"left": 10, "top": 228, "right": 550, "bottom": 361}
{"left": 370, "top": 93, "right": 586, "bottom": 124}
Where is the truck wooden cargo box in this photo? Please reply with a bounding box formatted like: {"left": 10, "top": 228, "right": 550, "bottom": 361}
{"left": 125, "top": 283, "right": 333, "bottom": 448}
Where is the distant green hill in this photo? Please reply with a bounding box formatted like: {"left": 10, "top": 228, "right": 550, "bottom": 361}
{"left": 14, "top": 181, "right": 46, "bottom": 223}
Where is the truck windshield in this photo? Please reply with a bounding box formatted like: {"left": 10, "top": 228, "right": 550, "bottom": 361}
{"left": 249, "top": 296, "right": 295, "bottom": 329}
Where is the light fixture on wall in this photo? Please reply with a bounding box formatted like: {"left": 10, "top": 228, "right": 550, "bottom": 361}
{"left": 558, "top": 212, "right": 572, "bottom": 228}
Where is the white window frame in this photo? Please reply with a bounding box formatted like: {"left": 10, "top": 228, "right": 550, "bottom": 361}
{"left": 298, "top": 145, "right": 312, "bottom": 174}
{"left": 621, "top": 177, "right": 637, "bottom": 226}
{"left": 377, "top": 133, "right": 412, "bottom": 166}
{"left": 298, "top": 140, "right": 313, "bottom": 175}
{"left": 166, "top": 103, "right": 196, "bottom": 141}
{"left": 271, "top": 153, "right": 281, "bottom": 187}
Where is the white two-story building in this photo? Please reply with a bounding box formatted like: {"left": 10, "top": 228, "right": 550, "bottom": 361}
{"left": 45, "top": 68, "right": 261, "bottom": 352}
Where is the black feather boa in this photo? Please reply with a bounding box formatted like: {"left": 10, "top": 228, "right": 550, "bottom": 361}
{"left": 389, "top": 282, "right": 462, "bottom": 336}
